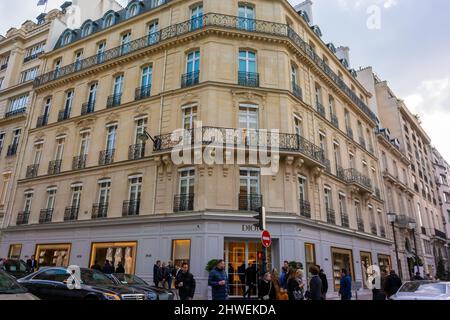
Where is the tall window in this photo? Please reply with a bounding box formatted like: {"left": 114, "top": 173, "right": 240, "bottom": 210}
{"left": 186, "top": 50, "right": 200, "bottom": 74}
{"left": 239, "top": 50, "right": 257, "bottom": 73}
{"left": 104, "top": 13, "right": 115, "bottom": 28}
{"left": 294, "top": 116, "right": 302, "bottom": 137}
{"left": 182, "top": 105, "right": 197, "bottom": 130}
{"left": 46, "top": 189, "right": 57, "bottom": 210}
{"left": 349, "top": 152, "right": 354, "bottom": 169}
{"left": 81, "top": 23, "right": 92, "bottom": 37}
{"left": 238, "top": 4, "right": 255, "bottom": 31}
{"left": 97, "top": 42, "right": 106, "bottom": 63}
{"left": 23, "top": 191, "right": 33, "bottom": 213}
{"left": 127, "top": 3, "right": 139, "bottom": 18}
{"left": 64, "top": 90, "right": 74, "bottom": 115}
{"left": 333, "top": 141, "right": 341, "bottom": 172}
{"left": 54, "top": 137, "right": 65, "bottom": 161}
{"left": 329, "top": 95, "right": 336, "bottom": 117}
{"left": 0, "top": 132, "right": 5, "bottom": 154}
{"left": 319, "top": 131, "right": 327, "bottom": 157}
{"left": 344, "top": 109, "right": 352, "bottom": 135}
{"left": 141, "top": 65, "right": 153, "bottom": 90}
{"left": 128, "top": 176, "right": 142, "bottom": 202}
{"left": 191, "top": 5, "right": 203, "bottom": 30}
{"left": 88, "top": 83, "right": 98, "bottom": 107}
{"left": 42, "top": 97, "right": 51, "bottom": 119}
{"left": 339, "top": 193, "right": 348, "bottom": 227}
{"left": 0, "top": 173, "right": 11, "bottom": 208}
{"left": 79, "top": 131, "right": 90, "bottom": 156}
{"left": 148, "top": 21, "right": 159, "bottom": 44}
{"left": 120, "top": 32, "right": 132, "bottom": 55}
{"left": 315, "top": 85, "right": 322, "bottom": 108}
{"left": 113, "top": 75, "right": 124, "bottom": 97}
{"left": 240, "top": 169, "right": 260, "bottom": 196}
{"left": 74, "top": 51, "right": 83, "bottom": 71}
{"left": 179, "top": 168, "right": 195, "bottom": 196}
{"left": 12, "top": 129, "right": 21, "bottom": 147}
{"left": 71, "top": 185, "right": 82, "bottom": 209}
{"left": 134, "top": 118, "right": 148, "bottom": 144}
{"left": 239, "top": 105, "right": 259, "bottom": 130}
{"left": 98, "top": 180, "right": 111, "bottom": 206}
{"left": 33, "top": 143, "right": 43, "bottom": 165}
{"left": 298, "top": 176, "right": 308, "bottom": 203}
{"left": 324, "top": 187, "right": 333, "bottom": 210}
{"left": 106, "top": 125, "right": 117, "bottom": 151}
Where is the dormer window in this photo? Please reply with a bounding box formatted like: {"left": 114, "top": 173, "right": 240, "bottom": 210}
{"left": 61, "top": 31, "right": 72, "bottom": 46}
{"left": 81, "top": 23, "right": 93, "bottom": 37}
{"left": 103, "top": 13, "right": 116, "bottom": 28}
{"left": 127, "top": 3, "right": 140, "bottom": 18}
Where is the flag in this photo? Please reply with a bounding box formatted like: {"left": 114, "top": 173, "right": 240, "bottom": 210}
{"left": 37, "top": 0, "right": 48, "bottom": 6}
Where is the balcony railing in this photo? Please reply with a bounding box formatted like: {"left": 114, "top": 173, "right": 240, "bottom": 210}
{"left": 23, "top": 51, "right": 44, "bottom": 63}
{"left": 173, "top": 194, "right": 194, "bottom": 212}
{"left": 122, "top": 200, "right": 140, "bottom": 216}
{"left": 239, "top": 193, "right": 262, "bottom": 212}
{"left": 72, "top": 155, "right": 87, "bottom": 170}
{"left": 128, "top": 144, "right": 145, "bottom": 160}
{"left": 57, "top": 109, "right": 70, "bottom": 122}
{"left": 299, "top": 200, "right": 311, "bottom": 218}
{"left": 343, "top": 168, "right": 372, "bottom": 191}
{"left": 39, "top": 209, "right": 53, "bottom": 224}
{"left": 292, "top": 82, "right": 303, "bottom": 101}
{"left": 135, "top": 85, "right": 152, "bottom": 101}
{"left": 64, "top": 206, "right": 79, "bottom": 221}
{"left": 326, "top": 208, "right": 336, "bottom": 225}
{"left": 5, "top": 108, "right": 26, "bottom": 118}
{"left": 238, "top": 71, "right": 259, "bottom": 87}
{"left": 331, "top": 114, "right": 339, "bottom": 128}
{"left": 6, "top": 144, "right": 18, "bottom": 157}
{"left": 374, "top": 187, "right": 381, "bottom": 199}
{"left": 92, "top": 203, "right": 108, "bottom": 219}
{"left": 16, "top": 211, "right": 30, "bottom": 225}
{"left": 340, "top": 212, "right": 350, "bottom": 228}
{"left": 99, "top": 149, "right": 114, "bottom": 166}
{"left": 153, "top": 127, "right": 327, "bottom": 167}
{"left": 26, "top": 164, "right": 39, "bottom": 179}
{"left": 336, "top": 165, "right": 345, "bottom": 181}
{"left": 106, "top": 93, "right": 122, "bottom": 108}
{"left": 48, "top": 160, "right": 62, "bottom": 175}
{"left": 316, "top": 102, "right": 326, "bottom": 118}
{"left": 181, "top": 71, "right": 200, "bottom": 88}
{"left": 434, "top": 229, "right": 447, "bottom": 240}
{"left": 371, "top": 223, "right": 378, "bottom": 235}
{"left": 359, "top": 137, "right": 366, "bottom": 149}
{"left": 81, "top": 101, "right": 95, "bottom": 115}
{"left": 357, "top": 218, "right": 365, "bottom": 232}
{"left": 395, "top": 214, "right": 415, "bottom": 229}
{"left": 36, "top": 115, "right": 48, "bottom": 128}
{"left": 346, "top": 127, "right": 354, "bottom": 139}
{"left": 32, "top": 13, "right": 379, "bottom": 124}
{"left": 380, "top": 227, "right": 386, "bottom": 238}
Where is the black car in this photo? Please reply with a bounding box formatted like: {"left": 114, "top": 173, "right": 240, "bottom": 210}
{"left": 1, "top": 259, "right": 33, "bottom": 279}
{"left": 108, "top": 273, "right": 176, "bottom": 300}
{"left": 18, "top": 267, "right": 147, "bottom": 300}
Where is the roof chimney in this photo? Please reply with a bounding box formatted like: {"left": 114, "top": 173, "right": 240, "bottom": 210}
{"left": 336, "top": 46, "right": 351, "bottom": 68}
{"left": 294, "top": 0, "right": 314, "bottom": 25}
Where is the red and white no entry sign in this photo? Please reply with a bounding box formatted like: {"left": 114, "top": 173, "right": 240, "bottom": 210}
{"left": 261, "top": 230, "right": 272, "bottom": 248}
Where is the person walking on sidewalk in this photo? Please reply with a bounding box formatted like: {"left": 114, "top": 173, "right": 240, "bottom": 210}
{"left": 243, "top": 263, "right": 257, "bottom": 299}
{"left": 175, "top": 262, "right": 196, "bottom": 300}
{"left": 309, "top": 266, "right": 323, "bottom": 301}
{"left": 317, "top": 265, "right": 328, "bottom": 300}
{"left": 153, "top": 260, "right": 163, "bottom": 287}
{"left": 208, "top": 260, "right": 229, "bottom": 300}
{"left": 383, "top": 270, "right": 402, "bottom": 299}
{"left": 287, "top": 269, "right": 304, "bottom": 301}
{"left": 258, "top": 272, "right": 276, "bottom": 301}
{"left": 339, "top": 269, "right": 352, "bottom": 301}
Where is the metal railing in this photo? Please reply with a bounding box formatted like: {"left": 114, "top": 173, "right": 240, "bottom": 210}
{"left": 343, "top": 168, "right": 372, "bottom": 190}
{"left": 434, "top": 229, "right": 447, "bottom": 240}
{"left": 331, "top": 114, "right": 339, "bottom": 128}
{"left": 181, "top": 71, "right": 200, "bottom": 88}
{"left": 26, "top": 164, "right": 39, "bottom": 179}
{"left": 48, "top": 159, "right": 62, "bottom": 175}
{"left": 92, "top": 203, "right": 108, "bottom": 219}
{"left": 371, "top": 223, "right": 378, "bottom": 235}
{"left": 239, "top": 193, "right": 262, "bottom": 212}
{"left": 5, "top": 108, "right": 26, "bottom": 118}
{"left": 238, "top": 71, "right": 259, "bottom": 87}
{"left": 299, "top": 200, "right": 311, "bottom": 218}
{"left": 64, "top": 206, "right": 79, "bottom": 221}
{"left": 81, "top": 101, "right": 95, "bottom": 115}
{"left": 336, "top": 165, "right": 345, "bottom": 181}
{"left": 173, "top": 194, "right": 194, "bottom": 212}
{"left": 7, "top": 144, "right": 19, "bottom": 157}
{"left": 135, "top": 85, "right": 152, "bottom": 100}
{"left": 122, "top": 200, "right": 140, "bottom": 216}
{"left": 36, "top": 115, "right": 48, "bottom": 128}
{"left": 340, "top": 212, "right": 350, "bottom": 228}
{"left": 380, "top": 227, "right": 386, "bottom": 238}
{"left": 326, "top": 208, "right": 336, "bottom": 225}
{"left": 23, "top": 51, "right": 44, "bottom": 63}
{"left": 359, "top": 137, "right": 366, "bottom": 149}
{"left": 57, "top": 109, "right": 70, "bottom": 122}
{"left": 316, "top": 102, "right": 326, "bottom": 118}
{"left": 346, "top": 127, "right": 354, "bottom": 139}
{"left": 128, "top": 144, "right": 145, "bottom": 160}
{"left": 99, "top": 149, "right": 115, "bottom": 166}
{"left": 39, "top": 208, "right": 53, "bottom": 224}
{"left": 72, "top": 155, "right": 87, "bottom": 170}
{"left": 106, "top": 93, "right": 122, "bottom": 108}
{"left": 357, "top": 218, "right": 365, "bottom": 232}
{"left": 292, "top": 82, "right": 303, "bottom": 101}
{"left": 16, "top": 211, "right": 30, "bottom": 225}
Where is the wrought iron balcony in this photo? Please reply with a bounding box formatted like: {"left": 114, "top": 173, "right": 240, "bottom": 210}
{"left": 299, "top": 200, "right": 311, "bottom": 218}
{"left": 23, "top": 51, "right": 44, "bottom": 63}
{"left": 153, "top": 127, "right": 327, "bottom": 167}
{"left": 99, "top": 149, "right": 115, "bottom": 166}
{"left": 57, "top": 109, "right": 70, "bottom": 122}
{"left": 336, "top": 165, "right": 346, "bottom": 181}
{"left": 36, "top": 115, "right": 48, "bottom": 128}
{"left": 5, "top": 108, "right": 26, "bottom": 118}
{"left": 371, "top": 223, "right": 378, "bottom": 235}
{"left": 64, "top": 206, "right": 79, "bottom": 221}
{"left": 48, "top": 160, "right": 62, "bottom": 175}
{"left": 292, "top": 82, "right": 303, "bottom": 101}
{"left": 135, "top": 85, "right": 152, "bottom": 100}
{"left": 122, "top": 200, "right": 140, "bottom": 216}
{"left": 326, "top": 208, "right": 336, "bottom": 225}
{"left": 107, "top": 93, "right": 122, "bottom": 108}
{"left": 374, "top": 187, "right": 381, "bottom": 199}
{"left": 6, "top": 144, "right": 18, "bottom": 157}
{"left": 346, "top": 127, "right": 354, "bottom": 139}
{"left": 343, "top": 168, "right": 372, "bottom": 192}
{"left": 26, "top": 164, "right": 39, "bottom": 179}
{"left": 237, "top": 17, "right": 257, "bottom": 32}
{"left": 324, "top": 159, "right": 332, "bottom": 174}
{"left": 181, "top": 71, "right": 200, "bottom": 88}
{"left": 316, "top": 102, "right": 326, "bottom": 118}
{"left": 238, "top": 71, "right": 259, "bottom": 87}
{"left": 359, "top": 137, "right": 366, "bottom": 149}
{"left": 394, "top": 214, "right": 415, "bottom": 229}
{"left": 72, "top": 155, "right": 87, "bottom": 170}
{"left": 331, "top": 114, "right": 339, "bottom": 128}
{"left": 340, "top": 212, "right": 350, "bottom": 228}
{"left": 128, "top": 144, "right": 145, "bottom": 160}
{"left": 16, "top": 211, "right": 30, "bottom": 225}
{"left": 239, "top": 193, "right": 262, "bottom": 212}
{"left": 81, "top": 101, "right": 95, "bottom": 115}
{"left": 434, "top": 229, "right": 447, "bottom": 240}
{"left": 380, "top": 227, "right": 386, "bottom": 238}
{"left": 357, "top": 218, "right": 365, "bottom": 232}
{"left": 92, "top": 203, "right": 108, "bottom": 219}
{"left": 173, "top": 194, "right": 194, "bottom": 212}
{"left": 39, "top": 208, "right": 53, "bottom": 224}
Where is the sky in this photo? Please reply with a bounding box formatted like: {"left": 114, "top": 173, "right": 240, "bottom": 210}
{"left": 1, "top": 0, "right": 449, "bottom": 160}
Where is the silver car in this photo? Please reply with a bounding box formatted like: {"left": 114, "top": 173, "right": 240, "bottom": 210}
{"left": 0, "top": 270, "right": 39, "bottom": 300}
{"left": 391, "top": 281, "right": 450, "bottom": 300}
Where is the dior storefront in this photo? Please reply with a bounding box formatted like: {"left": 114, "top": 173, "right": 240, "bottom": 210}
{"left": 0, "top": 212, "right": 393, "bottom": 299}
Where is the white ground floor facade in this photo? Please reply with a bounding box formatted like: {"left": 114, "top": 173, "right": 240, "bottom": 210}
{"left": 0, "top": 211, "right": 394, "bottom": 299}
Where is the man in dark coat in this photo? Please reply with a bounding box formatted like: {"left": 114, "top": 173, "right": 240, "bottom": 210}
{"left": 90, "top": 260, "right": 102, "bottom": 271}
{"left": 153, "top": 260, "right": 162, "bottom": 287}
{"left": 243, "top": 263, "right": 257, "bottom": 298}
{"left": 309, "top": 266, "right": 323, "bottom": 301}
{"left": 258, "top": 272, "right": 276, "bottom": 300}
{"left": 383, "top": 270, "right": 402, "bottom": 298}
{"left": 102, "top": 260, "right": 114, "bottom": 274}
{"left": 208, "top": 259, "right": 229, "bottom": 300}
{"left": 26, "top": 255, "right": 38, "bottom": 271}
{"left": 175, "top": 263, "right": 196, "bottom": 300}
{"left": 317, "top": 265, "right": 328, "bottom": 300}
{"left": 339, "top": 269, "right": 352, "bottom": 300}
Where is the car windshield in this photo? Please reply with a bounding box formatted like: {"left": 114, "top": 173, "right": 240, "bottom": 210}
{"left": 3, "top": 260, "right": 28, "bottom": 273}
{"left": 0, "top": 271, "right": 27, "bottom": 294}
{"left": 399, "top": 282, "right": 446, "bottom": 295}
{"left": 114, "top": 274, "right": 147, "bottom": 285}
{"left": 81, "top": 269, "right": 116, "bottom": 286}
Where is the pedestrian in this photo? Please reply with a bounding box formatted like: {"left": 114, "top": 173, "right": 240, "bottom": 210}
{"left": 271, "top": 269, "right": 289, "bottom": 300}
{"left": 279, "top": 265, "right": 288, "bottom": 290}
{"left": 153, "top": 260, "right": 163, "bottom": 287}
{"left": 383, "top": 270, "right": 402, "bottom": 299}
{"left": 115, "top": 262, "right": 125, "bottom": 274}
{"left": 338, "top": 268, "right": 352, "bottom": 301}
{"left": 90, "top": 260, "right": 102, "bottom": 271}
{"left": 26, "top": 255, "right": 38, "bottom": 271}
{"left": 287, "top": 268, "right": 304, "bottom": 301}
{"left": 317, "top": 265, "right": 328, "bottom": 300}
{"left": 308, "top": 266, "right": 323, "bottom": 301}
{"left": 413, "top": 271, "right": 423, "bottom": 281}
{"left": 102, "top": 260, "right": 114, "bottom": 274}
{"left": 161, "top": 261, "right": 168, "bottom": 288}
{"left": 243, "top": 263, "right": 257, "bottom": 299}
{"left": 208, "top": 259, "right": 229, "bottom": 300}
{"left": 175, "top": 262, "right": 196, "bottom": 300}
{"left": 258, "top": 272, "right": 276, "bottom": 301}
{"left": 166, "top": 261, "right": 175, "bottom": 289}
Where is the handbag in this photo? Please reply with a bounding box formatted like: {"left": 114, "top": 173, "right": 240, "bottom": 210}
{"left": 293, "top": 288, "right": 304, "bottom": 300}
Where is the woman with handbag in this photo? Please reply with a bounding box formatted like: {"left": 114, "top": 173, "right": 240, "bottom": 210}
{"left": 258, "top": 272, "right": 276, "bottom": 301}
{"left": 287, "top": 269, "right": 305, "bottom": 301}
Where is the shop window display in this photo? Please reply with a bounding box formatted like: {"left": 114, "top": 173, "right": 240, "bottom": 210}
{"left": 90, "top": 242, "right": 137, "bottom": 274}
{"left": 331, "top": 247, "right": 355, "bottom": 291}
{"left": 35, "top": 244, "right": 71, "bottom": 268}
{"left": 360, "top": 252, "right": 372, "bottom": 289}
{"left": 8, "top": 244, "right": 22, "bottom": 259}
{"left": 304, "top": 243, "right": 316, "bottom": 284}
{"left": 172, "top": 240, "right": 191, "bottom": 268}
{"left": 378, "top": 254, "right": 392, "bottom": 275}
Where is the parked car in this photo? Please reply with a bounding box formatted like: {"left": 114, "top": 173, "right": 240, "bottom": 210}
{"left": 18, "top": 267, "right": 148, "bottom": 300}
{"left": 1, "top": 259, "right": 33, "bottom": 278}
{"left": 391, "top": 281, "right": 450, "bottom": 300}
{"left": 108, "top": 273, "right": 176, "bottom": 300}
{"left": 0, "top": 270, "right": 39, "bottom": 300}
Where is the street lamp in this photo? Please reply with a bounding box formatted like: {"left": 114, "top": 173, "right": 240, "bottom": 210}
{"left": 387, "top": 212, "right": 401, "bottom": 277}
{"left": 408, "top": 221, "right": 419, "bottom": 274}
